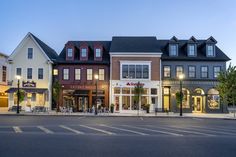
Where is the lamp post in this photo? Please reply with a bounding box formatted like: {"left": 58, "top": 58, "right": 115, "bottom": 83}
{"left": 94, "top": 74, "right": 99, "bottom": 115}
{"left": 178, "top": 74, "right": 184, "bottom": 116}
{"left": 15, "top": 75, "right": 21, "bottom": 114}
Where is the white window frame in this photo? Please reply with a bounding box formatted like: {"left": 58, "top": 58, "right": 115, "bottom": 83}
{"left": 87, "top": 69, "right": 93, "bottom": 80}
{"left": 75, "top": 68, "right": 81, "bottom": 80}
{"left": 207, "top": 45, "right": 215, "bottom": 57}
{"left": 188, "top": 44, "right": 196, "bottom": 56}
{"left": 81, "top": 48, "right": 87, "bottom": 57}
{"left": 99, "top": 69, "right": 105, "bottom": 80}
{"left": 169, "top": 44, "right": 178, "bottom": 56}
{"left": 63, "top": 69, "right": 69, "bottom": 80}
{"left": 67, "top": 48, "right": 73, "bottom": 57}
{"left": 95, "top": 48, "right": 101, "bottom": 57}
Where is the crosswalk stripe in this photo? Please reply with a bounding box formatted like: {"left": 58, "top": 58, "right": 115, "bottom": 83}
{"left": 59, "top": 125, "right": 84, "bottom": 134}
{"left": 189, "top": 126, "right": 236, "bottom": 136}
{"left": 80, "top": 125, "right": 115, "bottom": 135}
{"left": 13, "top": 126, "right": 22, "bottom": 133}
{"left": 123, "top": 125, "right": 183, "bottom": 136}
{"left": 100, "top": 124, "right": 149, "bottom": 136}
{"left": 37, "top": 126, "right": 54, "bottom": 134}
{"left": 151, "top": 126, "right": 215, "bottom": 136}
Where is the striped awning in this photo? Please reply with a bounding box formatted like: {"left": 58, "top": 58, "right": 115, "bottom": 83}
{"left": 5, "top": 88, "right": 48, "bottom": 94}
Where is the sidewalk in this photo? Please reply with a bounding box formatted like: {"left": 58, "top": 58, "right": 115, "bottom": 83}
{"left": 0, "top": 110, "right": 236, "bottom": 119}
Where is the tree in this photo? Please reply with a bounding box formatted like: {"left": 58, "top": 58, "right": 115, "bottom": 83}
{"left": 52, "top": 80, "right": 61, "bottom": 112}
{"left": 217, "top": 63, "right": 236, "bottom": 116}
{"left": 134, "top": 81, "right": 144, "bottom": 116}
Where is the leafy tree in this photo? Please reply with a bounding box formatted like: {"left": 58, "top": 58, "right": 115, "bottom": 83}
{"left": 217, "top": 63, "right": 236, "bottom": 114}
{"left": 134, "top": 81, "right": 144, "bottom": 115}
{"left": 18, "top": 90, "right": 25, "bottom": 103}
{"left": 52, "top": 80, "right": 61, "bottom": 112}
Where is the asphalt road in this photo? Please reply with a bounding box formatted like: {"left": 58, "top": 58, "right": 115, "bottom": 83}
{"left": 0, "top": 115, "right": 236, "bottom": 157}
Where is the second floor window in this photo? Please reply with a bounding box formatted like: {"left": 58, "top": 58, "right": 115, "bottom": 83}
{"left": 207, "top": 45, "right": 214, "bottom": 56}
{"left": 75, "top": 69, "right": 81, "bottom": 80}
{"left": 38, "top": 68, "right": 43, "bottom": 79}
{"left": 169, "top": 45, "right": 177, "bottom": 56}
{"left": 176, "top": 66, "right": 183, "bottom": 78}
{"left": 63, "top": 69, "right": 69, "bottom": 80}
{"left": 87, "top": 69, "right": 93, "bottom": 80}
{"left": 214, "top": 66, "right": 221, "bottom": 78}
{"left": 188, "top": 44, "right": 196, "bottom": 56}
{"left": 163, "top": 66, "right": 171, "bottom": 78}
{"left": 95, "top": 48, "right": 101, "bottom": 57}
{"left": 67, "top": 48, "right": 73, "bottom": 57}
{"left": 27, "top": 68, "right": 32, "bottom": 79}
{"left": 16, "top": 68, "right": 22, "bottom": 76}
{"left": 2, "top": 66, "right": 6, "bottom": 82}
{"left": 99, "top": 69, "right": 105, "bottom": 80}
{"left": 201, "top": 66, "right": 208, "bottom": 78}
{"left": 28, "top": 48, "right": 33, "bottom": 59}
{"left": 53, "top": 69, "right": 58, "bottom": 76}
{"left": 188, "top": 66, "right": 196, "bottom": 78}
{"left": 81, "top": 48, "right": 87, "bottom": 57}
{"left": 122, "top": 64, "right": 149, "bottom": 79}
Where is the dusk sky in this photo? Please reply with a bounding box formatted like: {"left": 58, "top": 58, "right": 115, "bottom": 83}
{"left": 1, "top": 0, "right": 236, "bottom": 65}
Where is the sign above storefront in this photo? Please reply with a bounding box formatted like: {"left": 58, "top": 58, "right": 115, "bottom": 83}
{"left": 126, "top": 82, "right": 145, "bottom": 86}
{"left": 22, "top": 81, "right": 36, "bottom": 87}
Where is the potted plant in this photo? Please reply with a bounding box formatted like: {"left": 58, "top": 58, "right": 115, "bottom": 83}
{"left": 110, "top": 103, "right": 114, "bottom": 113}
{"left": 145, "top": 104, "right": 150, "bottom": 113}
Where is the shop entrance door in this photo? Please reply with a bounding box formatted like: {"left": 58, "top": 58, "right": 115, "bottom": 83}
{"left": 77, "top": 97, "right": 88, "bottom": 112}
{"left": 193, "top": 96, "right": 202, "bottom": 112}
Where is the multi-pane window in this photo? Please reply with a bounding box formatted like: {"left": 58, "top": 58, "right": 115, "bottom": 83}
{"left": 16, "top": 68, "right": 21, "bottom": 76}
{"left": 214, "top": 66, "right": 221, "bottom": 78}
{"left": 27, "top": 68, "right": 32, "bottom": 79}
{"left": 188, "top": 44, "right": 195, "bottom": 56}
{"left": 207, "top": 45, "right": 214, "bottom": 56}
{"left": 95, "top": 48, "right": 101, "bottom": 57}
{"left": 81, "top": 48, "right": 87, "bottom": 57}
{"left": 75, "top": 69, "right": 81, "bottom": 80}
{"left": 67, "top": 48, "right": 73, "bottom": 57}
{"left": 163, "top": 66, "right": 171, "bottom": 78}
{"left": 99, "top": 69, "right": 105, "bottom": 80}
{"left": 38, "top": 68, "right": 43, "bottom": 79}
{"left": 87, "top": 69, "right": 93, "bottom": 80}
{"left": 2, "top": 66, "right": 6, "bottom": 82}
{"left": 188, "top": 66, "right": 196, "bottom": 78}
{"left": 201, "top": 66, "right": 208, "bottom": 78}
{"left": 122, "top": 64, "right": 149, "bottom": 79}
{"left": 28, "top": 48, "right": 33, "bottom": 59}
{"left": 169, "top": 44, "right": 177, "bottom": 56}
{"left": 63, "top": 69, "right": 69, "bottom": 80}
{"left": 176, "top": 66, "right": 183, "bottom": 78}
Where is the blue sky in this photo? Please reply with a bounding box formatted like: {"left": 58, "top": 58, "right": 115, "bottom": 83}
{"left": 0, "top": 0, "right": 236, "bottom": 65}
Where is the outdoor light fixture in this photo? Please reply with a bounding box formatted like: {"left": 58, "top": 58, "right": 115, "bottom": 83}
{"left": 94, "top": 74, "right": 99, "bottom": 115}
{"left": 178, "top": 74, "right": 184, "bottom": 116}
{"left": 15, "top": 75, "right": 21, "bottom": 114}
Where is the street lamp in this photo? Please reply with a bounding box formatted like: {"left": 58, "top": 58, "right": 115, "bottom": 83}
{"left": 178, "top": 74, "right": 184, "bottom": 116}
{"left": 94, "top": 74, "right": 99, "bottom": 115}
{"left": 15, "top": 75, "right": 21, "bottom": 114}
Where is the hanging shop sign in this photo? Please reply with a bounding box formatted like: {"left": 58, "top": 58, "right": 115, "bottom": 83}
{"left": 22, "top": 81, "right": 36, "bottom": 87}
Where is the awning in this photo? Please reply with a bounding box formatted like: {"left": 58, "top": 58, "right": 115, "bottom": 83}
{"left": 73, "top": 90, "right": 89, "bottom": 96}
{"left": 5, "top": 88, "right": 48, "bottom": 94}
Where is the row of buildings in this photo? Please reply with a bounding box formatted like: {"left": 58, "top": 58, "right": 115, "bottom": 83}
{"left": 1, "top": 33, "right": 230, "bottom": 113}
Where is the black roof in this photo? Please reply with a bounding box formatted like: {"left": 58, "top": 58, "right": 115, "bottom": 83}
{"left": 158, "top": 39, "right": 230, "bottom": 61}
{"left": 110, "top": 36, "right": 161, "bottom": 53}
{"left": 30, "top": 33, "right": 58, "bottom": 60}
{"left": 57, "top": 41, "right": 111, "bottom": 64}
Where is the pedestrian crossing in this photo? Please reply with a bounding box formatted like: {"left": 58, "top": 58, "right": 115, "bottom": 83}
{"left": 0, "top": 124, "right": 236, "bottom": 137}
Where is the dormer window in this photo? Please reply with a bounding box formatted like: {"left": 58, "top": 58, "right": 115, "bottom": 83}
{"left": 169, "top": 44, "right": 178, "bottom": 56}
{"left": 207, "top": 45, "right": 215, "bottom": 57}
{"left": 81, "top": 48, "right": 87, "bottom": 57}
{"left": 95, "top": 48, "right": 101, "bottom": 57}
{"left": 188, "top": 44, "right": 196, "bottom": 56}
{"left": 67, "top": 48, "right": 73, "bottom": 57}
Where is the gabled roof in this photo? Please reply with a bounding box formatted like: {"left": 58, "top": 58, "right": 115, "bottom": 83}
{"left": 110, "top": 36, "right": 161, "bottom": 53}
{"left": 56, "top": 41, "right": 111, "bottom": 64}
{"left": 0, "top": 52, "right": 8, "bottom": 58}
{"left": 206, "top": 36, "right": 217, "bottom": 44}
{"left": 169, "top": 36, "right": 179, "bottom": 43}
{"left": 188, "top": 36, "right": 198, "bottom": 43}
{"left": 9, "top": 32, "right": 58, "bottom": 61}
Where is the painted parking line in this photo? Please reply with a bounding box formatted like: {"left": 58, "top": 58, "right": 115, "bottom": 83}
{"left": 100, "top": 124, "right": 149, "bottom": 136}
{"left": 80, "top": 125, "right": 115, "bottom": 135}
{"left": 123, "top": 125, "right": 183, "bottom": 136}
{"left": 150, "top": 126, "right": 215, "bottom": 137}
{"left": 13, "top": 126, "right": 22, "bottom": 133}
{"left": 59, "top": 125, "right": 84, "bottom": 134}
{"left": 37, "top": 126, "right": 54, "bottom": 134}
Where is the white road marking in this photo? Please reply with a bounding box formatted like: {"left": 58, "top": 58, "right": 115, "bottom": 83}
{"left": 59, "top": 125, "right": 84, "bottom": 134}
{"left": 189, "top": 126, "right": 236, "bottom": 136}
{"left": 151, "top": 126, "right": 215, "bottom": 137}
{"left": 100, "top": 124, "right": 149, "bottom": 136}
{"left": 123, "top": 125, "right": 183, "bottom": 136}
{"left": 13, "top": 126, "right": 22, "bottom": 133}
{"left": 37, "top": 126, "right": 54, "bottom": 134}
{"left": 80, "top": 125, "right": 115, "bottom": 135}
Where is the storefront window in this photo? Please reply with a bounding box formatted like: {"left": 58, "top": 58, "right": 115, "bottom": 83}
{"left": 207, "top": 89, "right": 220, "bottom": 109}
{"left": 143, "top": 88, "right": 149, "bottom": 95}
{"left": 122, "top": 88, "right": 130, "bottom": 94}
{"left": 141, "top": 96, "right": 148, "bottom": 109}
{"left": 122, "top": 96, "right": 130, "bottom": 110}
{"left": 131, "top": 96, "right": 138, "bottom": 110}
{"left": 151, "top": 88, "right": 157, "bottom": 95}
{"left": 182, "top": 89, "right": 190, "bottom": 108}
{"left": 114, "top": 87, "right": 121, "bottom": 94}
